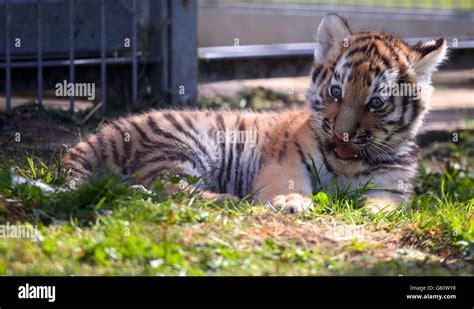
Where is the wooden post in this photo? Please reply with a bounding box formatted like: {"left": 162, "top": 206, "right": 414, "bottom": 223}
{"left": 169, "top": 0, "right": 198, "bottom": 107}
{"left": 150, "top": 0, "right": 197, "bottom": 108}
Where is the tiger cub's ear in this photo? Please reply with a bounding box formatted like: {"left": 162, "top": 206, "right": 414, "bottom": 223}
{"left": 412, "top": 38, "right": 448, "bottom": 75}
{"left": 314, "top": 13, "right": 351, "bottom": 63}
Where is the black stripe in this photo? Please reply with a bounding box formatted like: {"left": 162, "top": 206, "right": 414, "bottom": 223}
{"left": 226, "top": 136, "right": 235, "bottom": 188}
{"left": 96, "top": 132, "right": 108, "bottom": 162}
{"left": 311, "top": 100, "right": 325, "bottom": 113}
{"left": 165, "top": 112, "right": 212, "bottom": 161}
{"left": 378, "top": 53, "right": 392, "bottom": 68}
{"left": 409, "top": 98, "right": 420, "bottom": 125}
{"left": 67, "top": 165, "right": 90, "bottom": 177}
{"left": 294, "top": 141, "right": 313, "bottom": 181}
{"left": 311, "top": 64, "right": 323, "bottom": 82}
{"left": 331, "top": 53, "right": 343, "bottom": 69}
{"left": 133, "top": 145, "right": 197, "bottom": 172}
{"left": 371, "top": 164, "right": 415, "bottom": 173}
{"left": 182, "top": 114, "right": 200, "bottom": 134}
{"left": 130, "top": 120, "right": 152, "bottom": 143}
{"left": 215, "top": 114, "right": 227, "bottom": 193}
{"left": 111, "top": 122, "right": 130, "bottom": 169}
{"left": 138, "top": 166, "right": 168, "bottom": 186}
{"left": 244, "top": 146, "right": 256, "bottom": 197}
{"left": 147, "top": 115, "right": 179, "bottom": 141}
{"left": 149, "top": 115, "right": 196, "bottom": 150}
{"left": 358, "top": 41, "right": 392, "bottom": 68}
{"left": 136, "top": 155, "right": 186, "bottom": 182}
{"left": 109, "top": 137, "right": 121, "bottom": 167}
{"left": 226, "top": 115, "right": 241, "bottom": 193}
{"left": 375, "top": 123, "right": 389, "bottom": 134}
{"left": 414, "top": 38, "right": 444, "bottom": 57}
{"left": 346, "top": 43, "right": 372, "bottom": 58}
{"left": 111, "top": 122, "right": 126, "bottom": 166}
{"left": 249, "top": 151, "right": 264, "bottom": 194}
{"left": 351, "top": 34, "right": 385, "bottom": 46}
{"left": 399, "top": 94, "right": 411, "bottom": 127}
{"left": 380, "top": 40, "right": 400, "bottom": 63}
{"left": 319, "top": 67, "right": 329, "bottom": 82}
{"left": 278, "top": 131, "right": 289, "bottom": 163}
{"left": 315, "top": 137, "right": 336, "bottom": 175}
{"left": 386, "top": 76, "right": 418, "bottom": 137}
{"left": 363, "top": 43, "right": 377, "bottom": 62}
{"left": 373, "top": 65, "right": 382, "bottom": 78}
{"left": 368, "top": 148, "right": 418, "bottom": 167}
{"left": 235, "top": 119, "right": 246, "bottom": 197}
{"left": 85, "top": 138, "right": 100, "bottom": 160}
{"left": 147, "top": 115, "right": 208, "bottom": 173}
{"left": 241, "top": 118, "right": 261, "bottom": 196}
{"left": 68, "top": 150, "right": 92, "bottom": 172}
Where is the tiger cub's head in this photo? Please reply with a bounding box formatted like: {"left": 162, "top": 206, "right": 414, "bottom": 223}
{"left": 307, "top": 13, "right": 447, "bottom": 176}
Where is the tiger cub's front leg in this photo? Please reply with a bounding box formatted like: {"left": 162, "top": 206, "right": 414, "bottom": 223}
{"left": 254, "top": 163, "right": 314, "bottom": 214}
{"left": 359, "top": 167, "right": 415, "bottom": 214}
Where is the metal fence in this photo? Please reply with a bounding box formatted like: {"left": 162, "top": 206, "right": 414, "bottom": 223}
{"left": 1, "top": 0, "right": 198, "bottom": 114}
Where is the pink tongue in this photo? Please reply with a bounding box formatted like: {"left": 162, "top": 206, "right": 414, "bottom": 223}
{"left": 335, "top": 142, "right": 357, "bottom": 160}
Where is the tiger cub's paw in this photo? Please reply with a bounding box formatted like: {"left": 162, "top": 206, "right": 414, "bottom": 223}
{"left": 364, "top": 198, "right": 398, "bottom": 215}
{"left": 201, "top": 191, "right": 238, "bottom": 205}
{"left": 270, "top": 193, "right": 314, "bottom": 214}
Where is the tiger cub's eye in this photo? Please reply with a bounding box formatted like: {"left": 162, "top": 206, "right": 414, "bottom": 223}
{"left": 329, "top": 85, "right": 342, "bottom": 100}
{"left": 368, "top": 97, "right": 386, "bottom": 111}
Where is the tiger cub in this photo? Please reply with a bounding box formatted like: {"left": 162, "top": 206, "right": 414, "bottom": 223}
{"left": 64, "top": 13, "right": 447, "bottom": 214}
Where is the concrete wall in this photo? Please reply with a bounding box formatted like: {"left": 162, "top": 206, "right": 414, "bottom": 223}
{"left": 198, "top": 4, "right": 474, "bottom": 47}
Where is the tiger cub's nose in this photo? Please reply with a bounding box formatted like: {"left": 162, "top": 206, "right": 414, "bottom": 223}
{"left": 333, "top": 131, "right": 345, "bottom": 142}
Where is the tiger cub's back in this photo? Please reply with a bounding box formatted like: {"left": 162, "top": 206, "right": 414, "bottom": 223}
{"left": 64, "top": 108, "right": 309, "bottom": 196}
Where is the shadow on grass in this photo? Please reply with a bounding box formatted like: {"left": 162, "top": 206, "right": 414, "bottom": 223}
{"left": 0, "top": 172, "right": 162, "bottom": 226}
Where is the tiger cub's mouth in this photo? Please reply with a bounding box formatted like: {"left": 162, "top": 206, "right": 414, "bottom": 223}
{"left": 322, "top": 118, "right": 362, "bottom": 161}
{"left": 330, "top": 141, "right": 360, "bottom": 161}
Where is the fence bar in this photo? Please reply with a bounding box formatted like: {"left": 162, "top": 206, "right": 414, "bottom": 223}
{"left": 0, "top": 56, "right": 158, "bottom": 69}
{"left": 37, "top": 0, "right": 43, "bottom": 106}
{"left": 5, "top": 0, "right": 11, "bottom": 113}
{"left": 69, "top": 0, "right": 75, "bottom": 112}
{"left": 101, "top": 0, "right": 107, "bottom": 112}
{"left": 132, "top": 0, "right": 138, "bottom": 107}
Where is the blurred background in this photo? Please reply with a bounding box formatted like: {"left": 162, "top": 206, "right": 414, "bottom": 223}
{"left": 0, "top": 0, "right": 472, "bottom": 141}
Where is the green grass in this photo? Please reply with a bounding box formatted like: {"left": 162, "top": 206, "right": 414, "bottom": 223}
{"left": 0, "top": 105, "right": 472, "bottom": 276}
{"left": 199, "top": 87, "right": 306, "bottom": 111}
